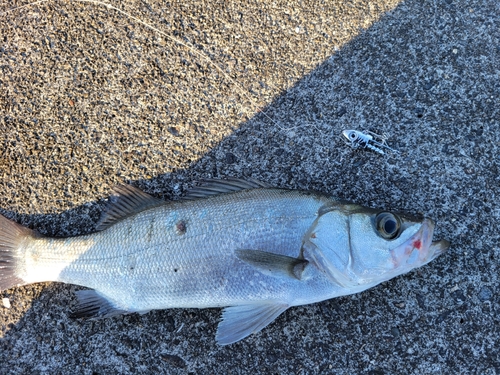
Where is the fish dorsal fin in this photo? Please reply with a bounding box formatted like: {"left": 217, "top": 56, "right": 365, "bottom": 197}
{"left": 216, "top": 302, "right": 289, "bottom": 345}
{"left": 183, "top": 178, "right": 271, "bottom": 200}
{"left": 96, "top": 184, "right": 165, "bottom": 231}
{"left": 235, "top": 249, "right": 308, "bottom": 280}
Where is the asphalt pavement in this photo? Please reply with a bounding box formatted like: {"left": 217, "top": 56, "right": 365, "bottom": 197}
{"left": 0, "top": 0, "right": 499, "bottom": 373}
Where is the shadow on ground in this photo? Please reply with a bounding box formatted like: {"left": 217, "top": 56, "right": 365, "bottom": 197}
{"left": 1, "top": 0, "right": 499, "bottom": 373}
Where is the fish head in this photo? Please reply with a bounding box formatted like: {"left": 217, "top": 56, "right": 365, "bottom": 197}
{"left": 302, "top": 204, "right": 449, "bottom": 288}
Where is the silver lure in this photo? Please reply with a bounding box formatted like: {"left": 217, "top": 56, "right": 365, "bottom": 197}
{"left": 0, "top": 179, "right": 448, "bottom": 345}
{"left": 342, "top": 129, "right": 399, "bottom": 154}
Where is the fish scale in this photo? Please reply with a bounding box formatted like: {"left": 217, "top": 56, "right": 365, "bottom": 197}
{"left": 27, "top": 189, "right": 324, "bottom": 307}
{"left": 0, "top": 179, "right": 448, "bottom": 345}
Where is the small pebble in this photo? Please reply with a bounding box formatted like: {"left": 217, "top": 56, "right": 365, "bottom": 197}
{"left": 161, "top": 354, "right": 186, "bottom": 369}
{"left": 390, "top": 327, "right": 400, "bottom": 339}
{"left": 168, "top": 127, "right": 180, "bottom": 136}
{"left": 336, "top": 107, "right": 347, "bottom": 117}
{"left": 225, "top": 152, "right": 237, "bottom": 164}
{"left": 451, "top": 290, "right": 465, "bottom": 302}
{"left": 478, "top": 287, "right": 493, "bottom": 302}
{"left": 2, "top": 298, "right": 10, "bottom": 309}
{"left": 423, "top": 81, "right": 434, "bottom": 90}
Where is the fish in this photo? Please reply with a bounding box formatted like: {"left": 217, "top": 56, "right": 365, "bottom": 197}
{"left": 0, "top": 179, "right": 449, "bottom": 345}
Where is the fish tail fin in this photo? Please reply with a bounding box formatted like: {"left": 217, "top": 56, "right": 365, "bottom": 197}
{"left": 0, "top": 214, "right": 34, "bottom": 290}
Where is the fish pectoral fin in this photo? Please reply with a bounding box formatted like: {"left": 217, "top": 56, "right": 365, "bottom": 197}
{"left": 96, "top": 184, "right": 166, "bottom": 231}
{"left": 235, "top": 249, "right": 308, "bottom": 280}
{"left": 71, "top": 290, "right": 128, "bottom": 319}
{"left": 216, "top": 302, "right": 289, "bottom": 345}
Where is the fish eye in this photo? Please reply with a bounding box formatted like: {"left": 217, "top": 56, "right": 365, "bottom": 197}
{"left": 349, "top": 132, "right": 358, "bottom": 140}
{"left": 375, "top": 212, "right": 402, "bottom": 240}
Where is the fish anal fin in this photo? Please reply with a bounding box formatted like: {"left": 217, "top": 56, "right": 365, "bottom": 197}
{"left": 216, "top": 302, "right": 289, "bottom": 345}
{"left": 96, "top": 184, "right": 165, "bottom": 231}
{"left": 71, "top": 289, "right": 128, "bottom": 319}
{"left": 235, "top": 249, "right": 308, "bottom": 280}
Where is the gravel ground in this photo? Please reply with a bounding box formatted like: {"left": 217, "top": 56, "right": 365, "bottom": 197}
{"left": 0, "top": 0, "right": 499, "bottom": 373}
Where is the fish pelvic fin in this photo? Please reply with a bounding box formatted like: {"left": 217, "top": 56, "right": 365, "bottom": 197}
{"left": 71, "top": 289, "right": 128, "bottom": 319}
{"left": 0, "top": 214, "right": 34, "bottom": 291}
{"left": 235, "top": 249, "right": 308, "bottom": 279}
{"left": 216, "top": 302, "right": 289, "bottom": 345}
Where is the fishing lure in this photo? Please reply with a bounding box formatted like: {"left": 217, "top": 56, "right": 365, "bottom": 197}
{"left": 342, "top": 129, "right": 398, "bottom": 155}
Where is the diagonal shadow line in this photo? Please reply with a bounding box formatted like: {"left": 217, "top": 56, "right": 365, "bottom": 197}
{"left": 0, "top": 0, "right": 462, "bottom": 330}
{"left": 0, "top": 0, "right": 498, "bottom": 371}
{"left": 0, "top": 0, "right": 405, "bottom": 206}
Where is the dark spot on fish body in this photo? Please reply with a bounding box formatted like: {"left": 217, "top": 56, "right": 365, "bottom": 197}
{"left": 127, "top": 255, "right": 137, "bottom": 274}
{"left": 219, "top": 277, "right": 227, "bottom": 288}
{"left": 176, "top": 220, "right": 187, "bottom": 235}
{"left": 147, "top": 216, "right": 156, "bottom": 243}
{"left": 174, "top": 268, "right": 178, "bottom": 273}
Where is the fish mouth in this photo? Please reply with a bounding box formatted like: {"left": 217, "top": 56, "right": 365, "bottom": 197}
{"left": 424, "top": 219, "right": 450, "bottom": 261}
{"left": 390, "top": 218, "right": 448, "bottom": 269}
{"left": 428, "top": 239, "right": 450, "bottom": 259}
{"left": 416, "top": 218, "right": 449, "bottom": 263}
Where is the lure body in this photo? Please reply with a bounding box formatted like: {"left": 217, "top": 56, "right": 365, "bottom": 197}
{"left": 342, "top": 130, "right": 398, "bottom": 154}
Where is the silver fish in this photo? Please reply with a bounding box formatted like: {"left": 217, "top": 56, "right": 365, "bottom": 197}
{"left": 0, "top": 179, "right": 449, "bottom": 345}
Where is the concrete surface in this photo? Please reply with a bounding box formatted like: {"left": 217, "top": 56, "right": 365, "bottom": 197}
{"left": 0, "top": 0, "right": 499, "bottom": 373}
